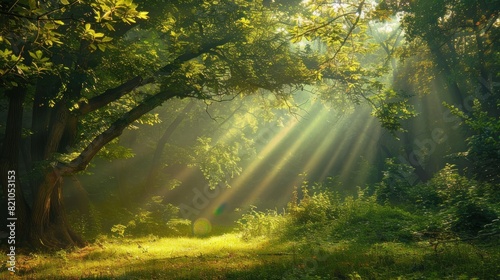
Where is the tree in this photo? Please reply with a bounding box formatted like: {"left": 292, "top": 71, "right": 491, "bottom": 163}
{"left": 1, "top": 0, "right": 390, "bottom": 249}
{"left": 371, "top": 0, "right": 499, "bottom": 181}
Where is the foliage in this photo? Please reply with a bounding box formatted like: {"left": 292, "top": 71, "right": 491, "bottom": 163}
{"left": 374, "top": 160, "right": 499, "bottom": 239}
{"left": 370, "top": 89, "right": 417, "bottom": 132}
{"left": 430, "top": 164, "right": 499, "bottom": 238}
{"left": 240, "top": 180, "right": 424, "bottom": 245}
{"left": 67, "top": 204, "right": 103, "bottom": 240}
{"left": 190, "top": 137, "right": 243, "bottom": 189}
{"left": 236, "top": 206, "right": 288, "bottom": 241}
{"left": 375, "top": 158, "right": 416, "bottom": 205}
{"left": 0, "top": 0, "right": 148, "bottom": 88}
{"left": 124, "top": 196, "right": 190, "bottom": 237}
{"left": 288, "top": 183, "right": 338, "bottom": 226}
{"left": 449, "top": 99, "right": 500, "bottom": 184}
{"left": 96, "top": 138, "right": 135, "bottom": 160}
{"left": 330, "top": 190, "right": 421, "bottom": 244}
{"left": 110, "top": 224, "right": 127, "bottom": 238}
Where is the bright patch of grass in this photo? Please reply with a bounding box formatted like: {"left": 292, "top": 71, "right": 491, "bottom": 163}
{"left": 2, "top": 233, "right": 295, "bottom": 279}
{"left": 1, "top": 233, "right": 498, "bottom": 279}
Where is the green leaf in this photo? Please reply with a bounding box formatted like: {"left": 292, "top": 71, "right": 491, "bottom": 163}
{"left": 137, "top": 11, "right": 149, "bottom": 19}
{"left": 101, "top": 36, "right": 113, "bottom": 42}
{"left": 60, "top": 0, "right": 70, "bottom": 5}
{"left": 104, "top": 23, "right": 115, "bottom": 31}
{"left": 28, "top": 0, "right": 37, "bottom": 9}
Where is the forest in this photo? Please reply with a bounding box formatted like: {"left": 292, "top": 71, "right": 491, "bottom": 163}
{"left": 0, "top": 0, "right": 499, "bottom": 279}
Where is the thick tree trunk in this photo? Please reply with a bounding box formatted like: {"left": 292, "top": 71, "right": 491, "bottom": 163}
{"left": 30, "top": 170, "right": 86, "bottom": 249}
{"left": 31, "top": 75, "right": 61, "bottom": 163}
{"left": 0, "top": 87, "right": 30, "bottom": 244}
{"left": 27, "top": 90, "right": 178, "bottom": 249}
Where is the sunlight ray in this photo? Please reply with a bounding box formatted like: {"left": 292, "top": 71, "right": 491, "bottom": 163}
{"left": 239, "top": 106, "right": 329, "bottom": 206}
{"left": 317, "top": 125, "right": 356, "bottom": 182}
{"left": 201, "top": 116, "right": 302, "bottom": 217}
{"left": 337, "top": 113, "right": 380, "bottom": 184}
{"left": 230, "top": 117, "right": 300, "bottom": 189}
{"left": 291, "top": 115, "right": 348, "bottom": 187}
{"left": 155, "top": 166, "right": 198, "bottom": 199}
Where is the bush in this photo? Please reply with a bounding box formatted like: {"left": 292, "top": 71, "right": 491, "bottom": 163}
{"left": 430, "top": 164, "right": 498, "bottom": 238}
{"left": 375, "top": 159, "right": 443, "bottom": 212}
{"left": 166, "top": 218, "right": 192, "bottom": 236}
{"left": 67, "top": 203, "right": 102, "bottom": 240}
{"left": 375, "top": 158, "right": 415, "bottom": 206}
{"left": 331, "top": 191, "right": 422, "bottom": 243}
{"left": 288, "top": 185, "right": 338, "bottom": 225}
{"left": 125, "top": 196, "right": 189, "bottom": 237}
{"left": 236, "top": 206, "right": 288, "bottom": 241}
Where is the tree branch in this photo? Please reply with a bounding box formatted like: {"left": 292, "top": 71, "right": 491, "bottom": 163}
{"left": 77, "top": 75, "right": 146, "bottom": 115}
{"left": 78, "top": 37, "right": 233, "bottom": 115}
{"left": 159, "top": 36, "right": 232, "bottom": 73}
{"left": 58, "top": 89, "right": 178, "bottom": 174}
{"left": 321, "top": 0, "right": 365, "bottom": 69}
{"left": 57, "top": 35, "right": 234, "bottom": 174}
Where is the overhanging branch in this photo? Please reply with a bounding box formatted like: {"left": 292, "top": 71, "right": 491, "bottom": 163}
{"left": 58, "top": 89, "right": 179, "bottom": 175}
{"left": 78, "top": 37, "right": 233, "bottom": 115}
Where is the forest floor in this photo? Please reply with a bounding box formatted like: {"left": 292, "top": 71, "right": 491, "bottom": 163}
{"left": 1, "top": 232, "right": 499, "bottom": 279}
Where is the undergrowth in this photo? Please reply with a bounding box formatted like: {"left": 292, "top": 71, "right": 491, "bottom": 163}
{"left": 2, "top": 163, "right": 498, "bottom": 279}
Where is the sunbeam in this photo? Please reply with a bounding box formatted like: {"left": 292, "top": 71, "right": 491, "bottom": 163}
{"left": 239, "top": 103, "right": 328, "bottom": 206}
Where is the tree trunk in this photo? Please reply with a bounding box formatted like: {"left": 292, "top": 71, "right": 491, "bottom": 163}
{"left": 31, "top": 75, "right": 61, "bottom": 163}
{"left": 30, "top": 170, "right": 86, "bottom": 249}
{"left": 0, "top": 87, "right": 30, "bottom": 244}
{"left": 427, "top": 40, "right": 465, "bottom": 108}
{"left": 145, "top": 100, "right": 196, "bottom": 191}
{"left": 28, "top": 90, "right": 179, "bottom": 249}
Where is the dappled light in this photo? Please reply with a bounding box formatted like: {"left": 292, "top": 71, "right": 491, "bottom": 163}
{"left": 1, "top": 0, "right": 499, "bottom": 279}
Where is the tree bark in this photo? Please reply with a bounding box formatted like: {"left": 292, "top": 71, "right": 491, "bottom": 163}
{"left": 30, "top": 170, "right": 86, "bottom": 249}
{"left": 77, "top": 75, "right": 146, "bottom": 115}
{"left": 0, "top": 87, "right": 30, "bottom": 244}
{"left": 31, "top": 75, "right": 61, "bottom": 163}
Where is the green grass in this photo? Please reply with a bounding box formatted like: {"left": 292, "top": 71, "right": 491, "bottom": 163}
{"left": 1, "top": 233, "right": 499, "bottom": 279}
{"left": 1, "top": 233, "right": 294, "bottom": 279}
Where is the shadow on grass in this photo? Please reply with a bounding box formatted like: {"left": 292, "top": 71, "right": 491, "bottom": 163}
{"left": 4, "top": 238, "right": 499, "bottom": 280}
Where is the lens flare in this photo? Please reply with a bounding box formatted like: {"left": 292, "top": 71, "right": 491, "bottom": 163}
{"left": 213, "top": 203, "right": 227, "bottom": 216}
{"left": 193, "top": 218, "right": 212, "bottom": 236}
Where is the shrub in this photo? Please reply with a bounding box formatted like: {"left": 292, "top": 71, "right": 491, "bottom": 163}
{"left": 125, "top": 196, "right": 186, "bottom": 237}
{"left": 111, "top": 224, "right": 127, "bottom": 238}
{"left": 67, "top": 203, "right": 102, "bottom": 240}
{"left": 430, "top": 164, "right": 498, "bottom": 238}
{"left": 236, "top": 206, "right": 288, "bottom": 241}
{"left": 375, "top": 158, "right": 415, "bottom": 206}
{"left": 288, "top": 185, "right": 338, "bottom": 225}
{"left": 166, "top": 218, "right": 192, "bottom": 236}
{"left": 331, "top": 191, "right": 421, "bottom": 243}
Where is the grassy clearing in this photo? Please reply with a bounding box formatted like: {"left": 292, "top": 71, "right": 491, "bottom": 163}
{"left": 1, "top": 233, "right": 294, "bottom": 279}
{"left": 1, "top": 232, "right": 499, "bottom": 279}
